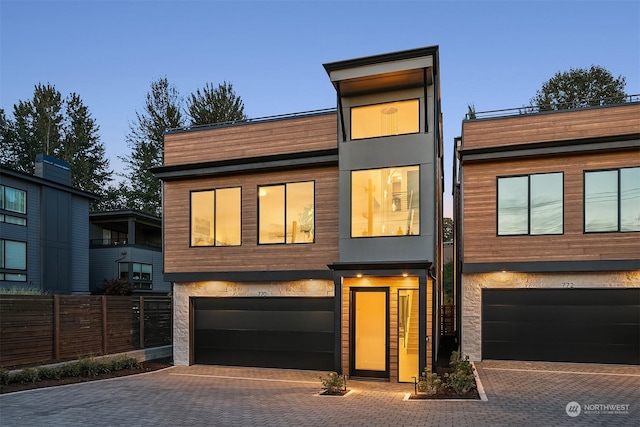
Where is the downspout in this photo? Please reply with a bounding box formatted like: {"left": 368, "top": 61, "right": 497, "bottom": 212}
{"left": 428, "top": 266, "right": 438, "bottom": 369}
{"left": 336, "top": 82, "right": 347, "bottom": 142}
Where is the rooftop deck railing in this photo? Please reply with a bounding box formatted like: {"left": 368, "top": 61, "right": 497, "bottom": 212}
{"left": 467, "top": 94, "right": 640, "bottom": 120}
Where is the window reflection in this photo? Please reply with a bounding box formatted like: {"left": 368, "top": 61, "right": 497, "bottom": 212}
{"left": 351, "top": 99, "right": 419, "bottom": 140}
{"left": 351, "top": 166, "right": 420, "bottom": 237}
{"left": 259, "top": 182, "right": 314, "bottom": 244}
{"left": 585, "top": 167, "right": 640, "bottom": 232}
{"left": 498, "top": 173, "right": 563, "bottom": 236}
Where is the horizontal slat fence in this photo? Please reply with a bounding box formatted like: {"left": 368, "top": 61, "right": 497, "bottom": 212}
{"left": 0, "top": 295, "right": 172, "bottom": 369}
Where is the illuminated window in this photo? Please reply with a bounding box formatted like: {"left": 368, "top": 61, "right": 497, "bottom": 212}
{"left": 191, "top": 187, "right": 241, "bottom": 246}
{"left": 585, "top": 167, "right": 640, "bottom": 232}
{"left": 497, "top": 173, "right": 563, "bottom": 236}
{"left": 258, "top": 181, "right": 314, "bottom": 244}
{"left": 351, "top": 99, "right": 419, "bottom": 140}
{"left": 351, "top": 166, "right": 420, "bottom": 237}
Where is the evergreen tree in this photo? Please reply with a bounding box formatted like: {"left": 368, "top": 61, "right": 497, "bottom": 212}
{"left": 187, "top": 81, "right": 247, "bottom": 126}
{"left": 120, "top": 77, "right": 184, "bottom": 215}
{"left": 2, "top": 84, "right": 113, "bottom": 208}
{"left": 531, "top": 65, "right": 627, "bottom": 111}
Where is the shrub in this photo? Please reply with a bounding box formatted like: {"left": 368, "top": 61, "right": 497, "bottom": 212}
{"left": 92, "top": 278, "right": 132, "bottom": 296}
{"left": 11, "top": 367, "right": 39, "bottom": 384}
{"left": 443, "top": 351, "right": 476, "bottom": 395}
{"left": 60, "top": 362, "right": 81, "bottom": 378}
{"left": 38, "top": 366, "right": 62, "bottom": 380}
{"left": 0, "top": 368, "right": 9, "bottom": 386}
{"left": 77, "top": 357, "right": 102, "bottom": 377}
{"left": 417, "top": 368, "right": 442, "bottom": 395}
{"left": 319, "top": 371, "right": 345, "bottom": 394}
{"left": 108, "top": 356, "right": 140, "bottom": 371}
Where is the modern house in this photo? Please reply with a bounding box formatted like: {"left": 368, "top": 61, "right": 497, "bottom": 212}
{"left": 454, "top": 99, "right": 640, "bottom": 365}
{"left": 89, "top": 210, "right": 170, "bottom": 294}
{"left": 0, "top": 154, "right": 98, "bottom": 294}
{"left": 153, "top": 46, "right": 443, "bottom": 382}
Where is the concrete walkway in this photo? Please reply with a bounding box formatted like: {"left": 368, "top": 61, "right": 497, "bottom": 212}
{"left": 1, "top": 360, "right": 638, "bottom": 426}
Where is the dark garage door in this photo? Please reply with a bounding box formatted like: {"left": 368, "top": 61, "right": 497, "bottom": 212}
{"left": 194, "top": 297, "right": 335, "bottom": 370}
{"left": 482, "top": 289, "right": 640, "bottom": 365}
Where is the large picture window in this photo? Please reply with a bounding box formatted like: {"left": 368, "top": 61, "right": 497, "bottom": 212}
{"left": 191, "top": 187, "right": 241, "bottom": 246}
{"left": 497, "top": 172, "right": 563, "bottom": 236}
{"left": 585, "top": 167, "right": 640, "bottom": 232}
{"left": 258, "top": 181, "right": 314, "bottom": 244}
{"left": 351, "top": 99, "right": 419, "bottom": 140}
{"left": 351, "top": 166, "right": 420, "bottom": 237}
{"left": 0, "top": 239, "right": 27, "bottom": 282}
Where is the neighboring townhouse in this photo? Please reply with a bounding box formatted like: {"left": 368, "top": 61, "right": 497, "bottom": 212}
{"left": 0, "top": 154, "right": 98, "bottom": 294}
{"left": 89, "top": 210, "right": 170, "bottom": 294}
{"left": 154, "top": 46, "right": 443, "bottom": 382}
{"left": 455, "top": 99, "right": 640, "bottom": 365}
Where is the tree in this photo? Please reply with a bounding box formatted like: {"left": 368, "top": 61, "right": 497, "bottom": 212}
{"left": 187, "top": 81, "right": 247, "bottom": 126}
{"left": 531, "top": 65, "right": 627, "bottom": 111}
{"left": 120, "top": 77, "right": 184, "bottom": 215}
{"left": 443, "top": 217, "right": 454, "bottom": 242}
{"left": 2, "top": 84, "right": 113, "bottom": 205}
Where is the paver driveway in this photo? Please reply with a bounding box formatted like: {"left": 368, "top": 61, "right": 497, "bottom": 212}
{"left": 1, "top": 360, "right": 638, "bottom": 426}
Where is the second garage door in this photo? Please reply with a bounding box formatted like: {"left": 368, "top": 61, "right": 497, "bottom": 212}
{"left": 194, "top": 297, "right": 335, "bottom": 370}
{"left": 482, "top": 288, "right": 640, "bottom": 365}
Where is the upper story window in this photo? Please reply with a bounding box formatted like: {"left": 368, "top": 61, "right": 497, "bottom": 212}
{"left": 258, "top": 181, "right": 314, "bottom": 244}
{"left": 351, "top": 166, "right": 420, "bottom": 237}
{"left": 191, "top": 187, "right": 241, "bottom": 247}
{"left": 0, "top": 239, "right": 27, "bottom": 282}
{"left": 497, "top": 172, "right": 563, "bottom": 236}
{"left": 584, "top": 167, "right": 640, "bottom": 232}
{"left": 0, "top": 186, "right": 27, "bottom": 226}
{"left": 351, "top": 99, "right": 419, "bottom": 140}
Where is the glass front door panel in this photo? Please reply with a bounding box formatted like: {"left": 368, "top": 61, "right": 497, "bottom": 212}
{"left": 354, "top": 291, "right": 387, "bottom": 371}
{"left": 398, "top": 289, "right": 419, "bottom": 382}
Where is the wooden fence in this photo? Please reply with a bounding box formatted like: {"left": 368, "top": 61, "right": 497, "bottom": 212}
{"left": 0, "top": 295, "right": 172, "bottom": 369}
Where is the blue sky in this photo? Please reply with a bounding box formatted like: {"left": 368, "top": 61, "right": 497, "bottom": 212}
{"left": 2, "top": 0, "right": 639, "bottom": 217}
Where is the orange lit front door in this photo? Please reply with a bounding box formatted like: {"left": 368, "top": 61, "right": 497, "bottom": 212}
{"left": 350, "top": 288, "right": 389, "bottom": 378}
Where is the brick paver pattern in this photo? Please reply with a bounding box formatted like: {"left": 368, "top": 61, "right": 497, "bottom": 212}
{"left": 1, "top": 360, "right": 638, "bottom": 426}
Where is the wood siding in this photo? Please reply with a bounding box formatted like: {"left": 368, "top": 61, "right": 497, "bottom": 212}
{"left": 164, "top": 113, "right": 337, "bottom": 166}
{"left": 463, "top": 150, "right": 639, "bottom": 263}
{"left": 163, "top": 166, "right": 339, "bottom": 273}
{"left": 462, "top": 103, "right": 640, "bottom": 150}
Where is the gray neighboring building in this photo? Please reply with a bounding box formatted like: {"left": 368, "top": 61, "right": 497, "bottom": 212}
{"left": 0, "top": 155, "right": 98, "bottom": 294}
{"left": 89, "top": 210, "right": 170, "bottom": 295}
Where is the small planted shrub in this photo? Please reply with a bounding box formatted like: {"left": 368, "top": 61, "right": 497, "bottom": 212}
{"left": 416, "top": 368, "right": 442, "bottom": 395}
{"left": 109, "top": 356, "right": 140, "bottom": 371}
{"left": 77, "top": 357, "right": 102, "bottom": 377}
{"left": 38, "top": 366, "right": 62, "bottom": 380}
{"left": 60, "top": 362, "right": 81, "bottom": 378}
{"left": 319, "top": 371, "right": 345, "bottom": 395}
{"left": 0, "top": 369, "right": 9, "bottom": 386}
{"left": 443, "top": 351, "right": 476, "bottom": 395}
{"left": 12, "top": 367, "right": 39, "bottom": 384}
{"left": 92, "top": 278, "right": 132, "bottom": 296}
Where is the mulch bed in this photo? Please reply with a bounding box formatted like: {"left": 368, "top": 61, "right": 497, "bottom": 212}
{"left": 408, "top": 389, "right": 480, "bottom": 400}
{"left": 0, "top": 358, "right": 173, "bottom": 394}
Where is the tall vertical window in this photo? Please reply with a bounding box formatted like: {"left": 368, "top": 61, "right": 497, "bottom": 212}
{"left": 351, "top": 166, "right": 420, "bottom": 237}
{"left": 498, "top": 172, "right": 563, "bottom": 236}
{"left": 258, "top": 181, "right": 314, "bottom": 244}
{"left": 351, "top": 99, "right": 419, "bottom": 140}
{"left": 191, "top": 187, "right": 241, "bottom": 246}
{"left": 0, "top": 239, "right": 27, "bottom": 282}
{"left": 0, "top": 186, "right": 27, "bottom": 214}
{"left": 585, "top": 167, "right": 640, "bottom": 232}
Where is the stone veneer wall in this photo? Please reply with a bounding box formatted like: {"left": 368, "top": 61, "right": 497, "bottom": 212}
{"left": 173, "top": 280, "right": 334, "bottom": 366}
{"left": 461, "top": 271, "right": 640, "bottom": 361}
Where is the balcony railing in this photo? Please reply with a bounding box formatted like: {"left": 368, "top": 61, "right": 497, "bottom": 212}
{"left": 90, "top": 238, "right": 161, "bottom": 249}
{"left": 467, "top": 94, "right": 640, "bottom": 120}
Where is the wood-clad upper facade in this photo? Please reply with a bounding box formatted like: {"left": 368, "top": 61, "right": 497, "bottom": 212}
{"left": 458, "top": 102, "right": 640, "bottom": 272}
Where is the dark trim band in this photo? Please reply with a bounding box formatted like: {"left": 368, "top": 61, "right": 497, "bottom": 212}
{"left": 462, "top": 259, "right": 640, "bottom": 274}
{"left": 165, "top": 270, "right": 334, "bottom": 283}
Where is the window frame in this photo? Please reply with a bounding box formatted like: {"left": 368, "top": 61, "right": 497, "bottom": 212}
{"left": 257, "top": 180, "right": 316, "bottom": 245}
{"left": 350, "top": 165, "right": 421, "bottom": 238}
{"left": 189, "top": 186, "right": 242, "bottom": 247}
{"left": 496, "top": 172, "right": 565, "bottom": 236}
{"left": 0, "top": 239, "right": 27, "bottom": 282}
{"left": 0, "top": 185, "right": 27, "bottom": 226}
{"left": 119, "top": 261, "right": 153, "bottom": 291}
{"left": 583, "top": 167, "right": 640, "bottom": 233}
{"left": 349, "top": 98, "right": 421, "bottom": 141}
